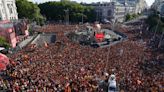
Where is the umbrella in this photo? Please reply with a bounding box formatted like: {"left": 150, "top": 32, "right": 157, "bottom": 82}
{"left": 0, "top": 53, "right": 9, "bottom": 71}
{"left": 0, "top": 63, "right": 6, "bottom": 71}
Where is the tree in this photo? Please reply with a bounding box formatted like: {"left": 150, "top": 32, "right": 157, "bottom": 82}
{"left": 146, "top": 9, "right": 164, "bottom": 48}
{"left": 125, "top": 13, "right": 139, "bottom": 22}
{"left": 125, "top": 13, "right": 132, "bottom": 21}
{"left": 0, "top": 37, "right": 10, "bottom": 49}
{"left": 146, "top": 10, "right": 164, "bottom": 33}
{"left": 83, "top": 6, "right": 96, "bottom": 22}
{"left": 38, "top": 1, "right": 96, "bottom": 23}
{"left": 16, "top": 0, "right": 45, "bottom": 25}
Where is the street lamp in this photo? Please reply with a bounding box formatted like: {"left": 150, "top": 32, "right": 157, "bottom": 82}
{"left": 153, "top": 14, "right": 161, "bottom": 39}
{"left": 96, "top": 3, "right": 101, "bottom": 22}
{"left": 81, "top": 12, "right": 84, "bottom": 24}
{"left": 105, "top": 14, "right": 117, "bottom": 72}
{"left": 64, "top": 9, "right": 69, "bottom": 25}
{"left": 96, "top": 9, "right": 99, "bottom": 22}
{"left": 158, "top": 30, "right": 164, "bottom": 48}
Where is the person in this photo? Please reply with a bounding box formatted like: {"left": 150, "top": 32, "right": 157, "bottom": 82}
{"left": 44, "top": 41, "right": 48, "bottom": 47}
{"left": 108, "top": 74, "right": 116, "bottom": 92}
{"left": 64, "top": 83, "right": 71, "bottom": 92}
{"left": 119, "top": 49, "right": 124, "bottom": 56}
{"left": 75, "top": 25, "right": 79, "bottom": 32}
{"left": 94, "top": 23, "right": 101, "bottom": 32}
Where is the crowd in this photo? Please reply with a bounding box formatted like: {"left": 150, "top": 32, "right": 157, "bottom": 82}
{"left": 0, "top": 24, "right": 163, "bottom": 92}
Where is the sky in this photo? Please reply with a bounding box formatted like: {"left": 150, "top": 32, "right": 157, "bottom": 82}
{"left": 29, "top": 0, "right": 155, "bottom": 6}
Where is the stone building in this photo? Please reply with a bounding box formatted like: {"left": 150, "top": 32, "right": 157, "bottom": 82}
{"left": 89, "top": 2, "right": 115, "bottom": 21}
{"left": 0, "top": 0, "right": 18, "bottom": 21}
{"left": 113, "top": 1, "right": 136, "bottom": 22}
{"left": 158, "top": 2, "right": 164, "bottom": 15}
{"left": 0, "top": 20, "right": 29, "bottom": 48}
{"left": 83, "top": 0, "right": 147, "bottom": 22}
{"left": 152, "top": 0, "right": 164, "bottom": 15}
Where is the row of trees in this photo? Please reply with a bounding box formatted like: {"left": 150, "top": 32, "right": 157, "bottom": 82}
{"left": 38, "top": 1, "right": 96, "bottom": 23}
{"left": 0, "top": 37, "right": 10, "bottom": 49}
{"left": 146, "top": 9, "right": 164, "bottom": 48}
{"left": 125, "top": 13, "right": 140, "bottom": 22}
{"left": 16, "top": 0, "right": 45, "bottom": 25}
{"left": 146, "top": 9, "right": 164, "bottom": 33}
{"left": 16, "top": 0, "right": 96, "bottom": 24}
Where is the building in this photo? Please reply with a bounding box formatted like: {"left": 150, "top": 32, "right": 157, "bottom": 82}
{"left": 0, "top": 0, "right": 18, "bottom": 21}
{"left": 87, "top": 2, "right": 114, "bottom": 21}
{"left": 152, "top": 0, "right": 164, "bottom": 9}
{"left": 113, "top": 0, "right": 147, "bottom": 22}
{"left": 0, "top": 20, "right": 29, "bottom": 48}
{"left": 116, "top": 0, "right": 137, "bottom": 4}
{"left": 0, "top": 0, "right": 29, "bottom": 48}
{"left": 113, "top": 1, "right": 136, "bottom": 22}
{"left": 83, "top": 0, "right": 147, "bottom": 22}
{"left": 0, "top": 20, "right": 17, "bottom": 48}
{"left": 152, "top": 0, "right": 164, "bottom": 15}
{"left": 158, "top": 2, "right": 164, "bottom": 15}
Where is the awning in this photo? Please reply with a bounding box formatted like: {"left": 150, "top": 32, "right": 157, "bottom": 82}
{"left": 0, "top": 47, "right": 5, "bottom": 51}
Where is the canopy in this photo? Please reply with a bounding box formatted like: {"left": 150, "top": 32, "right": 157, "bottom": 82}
{"left": 0, "top": 47, "right": 5, "bottom": 51}
{"left": 0, "top": 53, "right": 9, "bottom": 71}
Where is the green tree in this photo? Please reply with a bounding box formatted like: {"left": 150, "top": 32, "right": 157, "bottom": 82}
{"left": 125, "top": 13, "right": 139, "bottom": 22}
{"left": 83, "top": 6, "right": 96, "bottom": 22}
{"left": 0, "top": 37, "right": 10, "bottom": 49}
{"left": 125, "top": 13, "right": 132, "bottom": 21}
{"left": 38, "top": 1, "right": 96, "bottom": 23}
{"left": 16, "top": 0, "right": 45, "bottom": 25}
{"left": 146, "top": 10, "right": 164, "bottom": 33}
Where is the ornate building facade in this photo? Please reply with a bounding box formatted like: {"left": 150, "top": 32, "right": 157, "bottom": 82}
{"left": 152, "top": 0, "right": 164, "bottom": 15}
{"left": 0, "top": 0, "right": 18, "bottom": 21}
{"left": 83, "top": 0, "right": 147, "bottom": 22}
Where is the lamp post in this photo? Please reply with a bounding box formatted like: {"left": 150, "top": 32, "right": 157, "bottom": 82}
{"left": 153, "top": 14, "right": 160, "bottom": 39}
{"left": 64, "top": 9, "right": 69, "bottom": 25}
{"left": 96, "top": 9, "right": 99, "bottom": 21}
{"left": 158, "top": 30, "right": 164, "bottom": 48}
{"left": 105, "top": 15, "right": 116, "bottom": 72}
{"left": 81, "top": 12, "right": 84, "bottom": 24}
{"left": 96, "top": 3, "right": 101, "bottom": 22}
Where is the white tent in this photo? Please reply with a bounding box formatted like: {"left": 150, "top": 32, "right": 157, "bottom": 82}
{"left": 0, "top": 47, "right": 5, "bottom": 51}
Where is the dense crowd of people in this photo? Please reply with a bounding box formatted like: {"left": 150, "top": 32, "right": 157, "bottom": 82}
{"left": 0, "top": 23, "right": 163, "bottom": 92}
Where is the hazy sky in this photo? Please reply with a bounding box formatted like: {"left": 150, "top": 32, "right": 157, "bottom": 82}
{"left": 29, "top": 0, "right": 155, "bottom": 6}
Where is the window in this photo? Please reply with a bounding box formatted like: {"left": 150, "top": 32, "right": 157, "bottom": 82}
{"left": 108, "top": 10, "right": 112, "bottom": 16}
{"left": 160, "top": 4, "right": 164, "bottom": 15}
{"left": 2, "top": 9, "right": 4, "bottom": 13}
{"left": 7, "top": 4, "right": 13, "bottom": 14}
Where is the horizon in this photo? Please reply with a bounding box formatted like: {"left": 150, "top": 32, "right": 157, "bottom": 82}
{"left": 28, "top": 0, "right": 155, "bottom": 6}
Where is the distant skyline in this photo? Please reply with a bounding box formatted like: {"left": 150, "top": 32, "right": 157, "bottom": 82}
{"left": 28, "top": 0, "right": 155, "bottom": 6}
